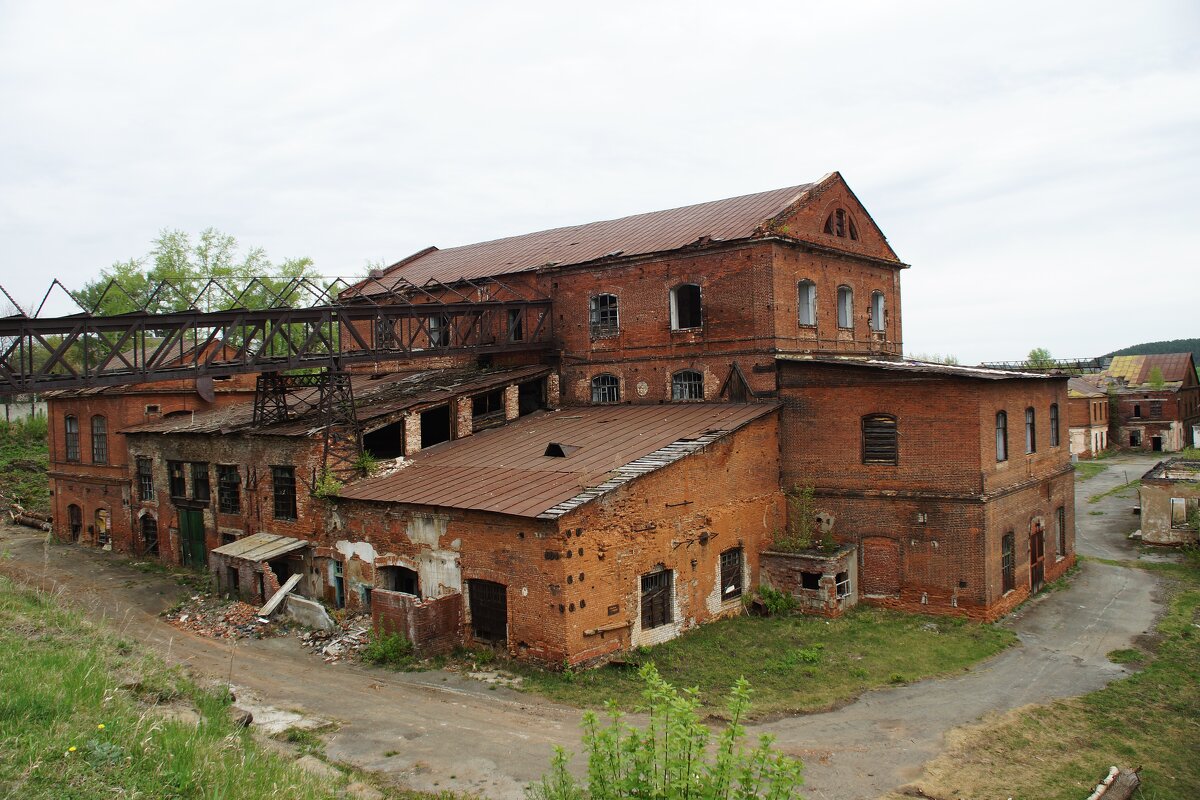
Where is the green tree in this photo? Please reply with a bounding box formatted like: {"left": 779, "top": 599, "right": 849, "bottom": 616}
{"left": 1147, "top": 367, "right": 1166, "bottom": 389}
{"left": 907, "top": 352, "right": 960, "bottom": 365}
{"left": 527, "top": 664, "right": 804, "bottom": 800}
{"left": 1025, "top": 347, "right": 1054, "bottom": 369}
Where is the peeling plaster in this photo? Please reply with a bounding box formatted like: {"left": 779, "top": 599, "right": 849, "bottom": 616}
{"left": 335, "top": 539, "right": 378, "bottom": 563}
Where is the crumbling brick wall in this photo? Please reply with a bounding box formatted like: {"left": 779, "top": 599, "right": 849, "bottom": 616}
{"left": 371, "top": 589, "right": 462, "bottom": 656}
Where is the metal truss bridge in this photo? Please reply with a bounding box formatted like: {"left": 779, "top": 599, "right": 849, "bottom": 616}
{"left": 0, "top": 275, "right": 554, "bottom": 396}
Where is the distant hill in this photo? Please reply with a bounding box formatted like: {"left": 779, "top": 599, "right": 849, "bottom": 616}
{"left": 1107, "top": 338, "right": 1200, "bottom": 363}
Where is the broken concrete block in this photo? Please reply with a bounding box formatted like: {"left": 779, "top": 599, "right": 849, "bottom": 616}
{"left": 285, "top": 596, "right": 336, "bottom": 630}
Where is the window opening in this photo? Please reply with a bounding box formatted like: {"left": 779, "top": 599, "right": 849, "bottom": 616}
{"left": 363, "top": 418, "right": 406, "bottom": 458}
{"left": 64, "top": 415, "right": 80, "bottom": 462}
{"left": 870, "top": 291, "right": 885, "bottom": 332}
{"left": 507, "top": 308, "right": 524, "bottom": 342}
{"left": 1130, "top": 430, "right": 1141, "bottom": 447}
{"left": 1149, "top": 401, "right": 1162, "bottom": 418}
{"left": 379, "top": 565, "right": 420, "bottom": 597}
{"left": 797, "top": 280, "right": 816, "bottom": 326}
{"left": 670, "top": 284, "right": 702, "bottom": 330}
{"left": 800, "top": 571, "right": 821, "bottom": 591}
{"left": 191, "top": 462, "right": 210, "bottom": 503}
{"left": 1025, "top": 407, "right": 1036, "bottom": 454}
{"left": 90, "top": 415, "right": 108, "bottom": 464}
{"left": 1050, "top": 403, "right": 1060, "bottom": 447}
{"left": 518, "top": 378, "right": 546, "bottom": 416}
{"left": 217, "top": 465, "right": 241, "bottom": 514}
{"left": 420, "top": 405, "right": 452, "bottom": 448}
{"left": 720, "top": 547, "right": 743, "bottom": 600}
{"left": 95, "top": 508, "right": 110, "bottom": 547}
{"left": 468, "top": 579, "right": 508, "bottom": 644}
{"left": 1056, "top": 506, "right": 1066, "bottom": 555}
{"left": 271, "top": 466, "right": 297, "bottom": 520}
{"left": 1170, "top": 498, "right": 1189, "bottom": 527}
{"left": 1002, "top": 533, "right": 1015, "bottom": 592}
{"left": 168, "top": 461, "right": 187, "bottom": 498}
{"left": 375, "top": 317, "right": 398, "bottom": 348}
{"left": 67, "top": 504, "right": 82, "bottom": 540}
{"left": 1133, "top": 403, "right": 1141, "bottom": 418}
{"left": 427, "top": 313, "right": 450, "bottom": 347}
{"left": 136, "top": 457, "right": 154, "bottom": 501}
{"left": 472, "top": 389, "right": 506, "bottom": 422}
{"left": 671, "top": 369, "right": 704, "bottom": 401}
{"left": 862, "top": 414, "right": 898, "bottom": 465}
{"left": 591, "top": 374, "right": 620, "bottom": 404}
{"left": 836, "top": 286, "right": 853, "bottom": 329}
{"left": 835, "top": 571, "right": 851, "bottom": 598}
{"left": 141, "top": 515, "right": 159, "bottom": 556}
{"left": 640, "top": 569, "right": 673, "bottom": 629}
{"left": 589, "top": 294, "right": 619, "bottom": 337}
{"left": 823, "top": 208, "right": 859, "bottom": 240}
{"left": 995, "top": 411, "right": 1008, "bottom": 462}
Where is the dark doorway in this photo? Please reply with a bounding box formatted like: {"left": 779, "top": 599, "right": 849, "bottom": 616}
{"left": 178, "top": 508, "right": 207, "bottom": 569}
{"left": 141, "top": 515, "right": 159, "bottom": 557}
{"left": 227, "top": 566, "right": 241, "bottom": 598}
{"left": 468, "top": 579, "right": 507, "bottom": 644}
{"left": 363, "top": 419, "right": 405, "bottom": 459}
{"left": 518, "top": 379, "right": 546, "bottom": 417}
{"left": 420, "top": 405, "right": 452, "bottom": 448}
{"left": 1151, "top": 436, "right": 1163, "bottom": 452}
{"left": 67, "top": 504, "right": 82, "bottom": 541}
{"left": 1029, "top": 523, "right": 1045, "bottom": 593}
{"left": 333, "top": 560, "right": 345, "bottom": 608}
{"left": 379, "top": 565, "right": 420, "bottom": 596}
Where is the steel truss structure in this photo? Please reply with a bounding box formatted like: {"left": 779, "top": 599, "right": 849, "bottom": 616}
{"left": 978, "top": 357, "right": 1111, "bottom": 374}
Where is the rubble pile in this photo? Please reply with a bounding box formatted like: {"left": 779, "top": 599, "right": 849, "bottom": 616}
{"left": 297, "top": 614, "right": 372, "bottom": 663}
{"left": 164, "top": 595, "right": 278, "bottom": 639}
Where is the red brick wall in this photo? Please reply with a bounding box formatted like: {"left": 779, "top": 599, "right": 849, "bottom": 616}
{"left": 372, "top": 589, "right": 463, "bottom": 656}
{"left": 977, "top": 379, "right": 1073, "bottom": 496}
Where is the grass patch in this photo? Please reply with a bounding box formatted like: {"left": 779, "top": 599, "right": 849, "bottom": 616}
{"left": 1074, "top": 462, "right": 1108, "bottom": 481}
{"left": 1088, "top": 479, "right": 1141, "bottom": 504}
{"left": 513, "top": 606, "right": 1015, "bottom": 718}
{"left": 0, "top": 416, "right": 49, "bottom": 515}
{"left": 361, "top": 630, "right": 419, "bottom": 670}
{"left": 896, "top": 551, "right": 1200, "bottom": 800}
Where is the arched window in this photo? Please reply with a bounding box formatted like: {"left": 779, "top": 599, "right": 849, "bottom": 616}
{"left": 995, "top": 411, "right": 1008, "bottom": 462}
{"left": 823, "top": 208, "right": 859, "bottom": 240}
{"left": 91, "top": 415, "right": 108, "bottom": 464}
{"left": 1025, "top": 407, "right": 1036, "bottom": 454}
{"left": 669, "top": 284, "right": 702, "bottom": 330}
{"left": 64, "top": 415, "right": 80, "bottom": 462}
{"left": 67, "top": 504, "right": 82, "bottom": 540}
{"left": 141, "top": 514, "right": 159, "bottom": 556}
{"left": 797, "top": 280, "right": 816, "bottom": 326}
{"left": 589, "top": 294, "right": 619, "bottom": 337}
{"left": 1050, "top": 403, "right": 1060, "bottom": 447}
{"left": 870, "top": 291, "right": 885, "bottom": 332}
{"left": 836, "top": 286, "right": 854, "bottom": 329}
{"left": 862, "top": 414, "right": 898, "bottom": 465}
{"left": 590, "top": 374, "right": 620, "bottom": 404}
{"left": 671, "top": 369, "right": 704, "bottom": 401}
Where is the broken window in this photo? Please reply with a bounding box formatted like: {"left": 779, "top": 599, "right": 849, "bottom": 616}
{"left": 420, "top": 405, "right": 452, "bottom": 447}
{"left": 137, "top": 457, "right": 154, "bottom": 501}
{"left": 862, "top": 414, "right": 898, "bottom": 465}
{"left": 589, "top": 293, "right": 619, "bottom": 337}
{"left": 271, "top": 465, "right": 297, "bottom": 521}
{"left": 835, "top": 571, "right": 851, "bottom": 598}
{"left": 720, "top": 547, "right": 743, "bottom": 600}
{"left": 1056, "top": 506, "right": 1066, "bottom": 556}
{"left": 67, "top": 504, "right": 82, "bottom": 540}
{"left": 670, "top": 284, "right": 702, "bottom": 330}
{"left": 1171, "top": 498, "right": 1189, "bottom": 528}
{"left": 800, "top": 571, "right": 821, "bottom": 591}
{"left": 168, "top": 461, "right": 187, "bottom": 498}
{"left": 64, "top": 415, "right": 80, "bottom": 462}
{"left": 518, "top": 378, "right": 546, "bottom": 416}
{"left": 995, "top": 411, "right": 1008, "bottom": 462}
{"left": 507, "top": 308, "right": 524, "bottom": 342}
{"left": 379, "top": 565, "right": 420, "bottom": 597}
{"left": 472, "top": 389, "right": 506, "bottom": 422}
{"left": 1025, "top": 407, "right": 1036, "bottom": 454}
{"left": 823, "top": 208, "right": 859, "bottom": 240}
{"left": 217, "top": 465, "right": 241, "bottom": 514}
{"left": 375, "top": 317, "right": 398, "bottom": 348}
{"left": 191, "top": 462, "right": 210, "bottom": 503}
{"left": 641, "top": 569, "right": 673, "bottom": 629}
{"left": 1130, "top": 430, "right": 1141, "bottom": 447}
{"left": 1002, "top": 533, "right": 1015, "bottom": 592}
{"left": 591, "top": 374, "right": 620, "bottom": 404}
{"left": 870, "top": 291, "right": 885, "bottom": 332}
{"left": 671, "top": 369, "right": 704, "bottom": 401}
{"left": 141, "top": 515, "right": 159, "bottom": 556}
{"left": 836, "top": 286, "right": 853, "bottom": 329}
{"left": 797, "top": 280, "right": 816, "bottom": 326}
{"left": 363, "top": 419, "right": 406, "bottom": 458}
{"left": 1050, "top": 403, "right": 1060, "bottom": 447}
{"left": 427, "top": 313, "right": 450, "bottom": 347}
{"left": 91, "top": 415, "right": 108, "bottom": 464}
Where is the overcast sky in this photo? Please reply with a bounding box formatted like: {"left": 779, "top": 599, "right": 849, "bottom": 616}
{"left": 1, "top": 1, "right": 1196, "bottom": 363}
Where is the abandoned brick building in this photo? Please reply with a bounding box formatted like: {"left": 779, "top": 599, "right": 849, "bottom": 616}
{"left": 1067, "top": 376, "right": 1109, "bottom": 459}
{"left": 47, "top": 172, "right": 1075, "bottom": 665}
{"left": 1099, "top": 353, "right": 1200, "bottom": 452}
{"left": 1138, "top": 458, "right": 1200, "bottom": 546}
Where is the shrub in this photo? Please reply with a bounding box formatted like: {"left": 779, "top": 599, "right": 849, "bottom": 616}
{"left": 755, "top": 585, "right": 797, "bottom": 615}
{"left": 361, "top": 630, "right": 415, "bottom": 668}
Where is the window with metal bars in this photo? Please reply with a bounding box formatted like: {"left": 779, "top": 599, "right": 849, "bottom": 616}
{"left": 272, "top": 466, "right": 297, "bottom": 520}
{"left": 591, "top": 374, "right": 620, "bottom": 404}
{"left": 1001, "top": 533, "right": 1015, "bottom": 592}
{"left": 589, "top": 294, "right": 619, "bottom": 337}
{"left": 720, "top": 548, "right": 743, "bottom": 600}
{"left": 64, "top": 415, "right": 80, "bottom": 462}
{"left": 1149, "top": 401, "right": 1162, "bottom": 418}
{"left": 136, "top": 457, "right": 154, "bottom": 501}
{"left": 141, "top": 515, "right": 159, "bottom": 556}
{"left": 90, "top": 415, "right": 108, "bottom": 464}
{"left": 191, "top": 463, "right": 210, "bottom": 503}
{"left": 217, "top": 465, "right": 241, "bottom": 514}
{"left": 862, "top": 414, "right": 898, "bottom": 465}
{"left": 167, "top": 461, "right": 187, "bottom": 498}
{"left": 640, "top": 569, "right": 673, "bottom": 629}
{"left": 671, "top": 370, "right": 703, "bottom": 401}
{"left": 1056, "top": 506, "right": 1066, "bottom": 556}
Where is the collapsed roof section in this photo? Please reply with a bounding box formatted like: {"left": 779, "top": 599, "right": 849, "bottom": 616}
{"left": 776, "top": 354, "right": 1057, "bottom": 381}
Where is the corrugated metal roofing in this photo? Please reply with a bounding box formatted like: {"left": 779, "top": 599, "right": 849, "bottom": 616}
{"left": 776, "top": 355, "right": 1055, "bottom": 381}
{"left": 1067, "top": 377, "right": 1105, "bottom": 397}
{"left": 362, "top": 184, "right": 820, "bottom": 290}
{"left": 211, "top": 532, "right": 308, "bottom": 562}
{"left": 1105, "top": 354, "right": 1195, "bottom": 386}
{"left": 338, "top": 403, "right": 779, "bottom": 518}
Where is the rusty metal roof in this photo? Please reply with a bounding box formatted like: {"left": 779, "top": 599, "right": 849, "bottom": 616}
{"left": 211, "top": 532, "right": 308, "bottom": 562}
{"left": 338, "top": 403, "right": 779, "bottom": 518}
{"left": 362, "top": 183, "right": 822, "bottom": 291}
{"left": 777, "top": 355, "right": 1057, "bottom": 381}
{"left": 1067, "top": 377, "right": 1106, "bottom": 397}
{"left": 1104, "top": 354, "right": 1196, "bottom": 387}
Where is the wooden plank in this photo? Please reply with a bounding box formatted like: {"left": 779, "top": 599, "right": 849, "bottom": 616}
{"left": 258, "top": 573, "right": 302, "bottom": 617}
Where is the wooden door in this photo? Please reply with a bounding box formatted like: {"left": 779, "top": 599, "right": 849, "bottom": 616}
{"left": 178, "top": 508, "right": 207, "bottom": 569}
{"left": 468, "top": 579, "right": 507, "bottom": 644}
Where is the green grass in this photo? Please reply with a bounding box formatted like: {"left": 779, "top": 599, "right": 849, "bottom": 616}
{"left": 514, "top": 606, "right": 1016, "bottom": 718}
{"left": 1088, "top": 479, "right": 1141, "bottom": 504}
{"left": 1073, "top": 462, "right": 1108, "bottom": 481}
{"left": 0, "top": 416, "right": 49, "bottom": 515}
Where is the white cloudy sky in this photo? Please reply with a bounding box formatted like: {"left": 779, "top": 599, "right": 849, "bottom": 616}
{"left": 1, "top": 1, "right": 1197, "bottom": 363}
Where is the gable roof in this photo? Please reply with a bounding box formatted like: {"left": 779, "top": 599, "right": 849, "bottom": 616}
{"left": 1104, "top": 353, "right": 1197, "bottom": 387}
{"left": 338, "top": 403, "right": 778, "bottom": 519}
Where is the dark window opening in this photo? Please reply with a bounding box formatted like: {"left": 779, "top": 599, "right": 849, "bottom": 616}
{"left": 67, "top": 504, "right": 82, "bottom": 540}
{"left": 823, "top": 208, "right": 859, "bottom": 240}
{"left": 64, "top": 415, "right": 80, "bottom": 462}
{"left": 1133, "top": 403, "right": 1141, "bottom": 418}
{"left": 1056, "top": 506, "right": 1066, "bottom": 556}
{"left": 191, "top": 462, "right": 210, "bottom": 504}
{"left": 420, "top": 405, "right": 452, "bottom": 448}
{"left": 670, "top": 284, "right": 702, "bottom": 330}
{"left": 141, "top": 515, "right": 159, "bottom": 556}
{"left": 468, "top": 579, "right": 508, "bottom": 644}
{"left": 90, "top": 415, "right": 108, "bottom": 464}
{"left": 168, "top": 461, "right": 187, "bottom": 499}
{"left": 996, "top": 411, "right": 1008, "bottom": 462}
{"left": 1002, "top": 533, "right": 1015, "bottom": 592}
{"left": 800, "top": 571, "right": 821, "bottom": 591}
{"left": 835, "top": 571, "right": 851, "bottom": 598}
{"left": 1130, "top": 430, "right": 1142, "bottom": 447}
{"left": 720, "top": 547, "right": 743, "bottom": 600}
{"left": 1025, "top": 407, "right": 1036, "bottom": 454}
{"left": 862, "top": 414, "right": 898, "bottom": 465}
{"left": 375, "top": 317, "right": 398, "bottom": 348}
{"left": 145, "top": 404, "right": 160, "bottom": 416}
{"left": 1050, "top": 403, "right": 1060, "bottom": 447}
{"left": 1152, "top": 436, "right": 1163, "bottom": 452}
{"left": 363, "top": 419, "right": 406, "bottom": 459}
{"left": 672, "top": 369, "right": 704, "bottom": 401}
{"left": 472, "top": 389, "right": 505, "bottom": 422}
{"left": 427, "top": 313, "right": 450, "bottom": 348}
{"left": 641, "top": 569, "right": 673, "bottom": 629}
{"left": 590, "top": 293, "right": 619, "bottom": 337}
{"left": 226, "top": 566, "right": 241, "bottom": 598}
{"left": 591, "top": 374, "right": 620, "bottom": 404}
{"left": 217, "top": 464, "right": 241, "bottom": 514}
{"left": 137, "top": 457, "right": 154, "bottom": 502}
{"left": 507, "top": 308, "right": 524, "bottom": 342}
{"left": 379, "top": 565, "right": 420, "bottom": 597}
{"left": 271, "top": 466, "right": 297, "bottom": 521}
{"left": 518, "top": 378, "right": 546, "bottom": 416}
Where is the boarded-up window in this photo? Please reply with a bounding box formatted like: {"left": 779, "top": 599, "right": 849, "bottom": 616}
{"left": 1149, "top": 401, "right": 1163, "bottom": 419}
{"left": 862, "top": 414, "right": 898, "bottom": 465}
{"left": 641, "top": 569, "right": 673, "bottom": 629}
{"left": 720, "top": 548, "right": 743, "bottom": 600}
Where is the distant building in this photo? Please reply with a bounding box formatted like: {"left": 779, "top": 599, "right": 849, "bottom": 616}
{"left": 1139, "top": 459, "right": 1200, "bottom": 546}
{"left": 1067, "top": 377, "right": 1108, "bottom": 458}
{"left": 1100, "top": 354, "right": 1200, "bottom": 452}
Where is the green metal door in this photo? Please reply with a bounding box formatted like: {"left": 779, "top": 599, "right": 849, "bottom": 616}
{"left": 178, "top": 509, "right": 207, "bottom": 569}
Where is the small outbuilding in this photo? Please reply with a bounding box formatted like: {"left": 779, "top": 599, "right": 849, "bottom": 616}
{"left": 1139, "top": 459, "right": 1200, "bottom": 546}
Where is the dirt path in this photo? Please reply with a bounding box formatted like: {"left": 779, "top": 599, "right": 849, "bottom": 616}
{"left": 0, "top": 459, "right": 1164, "bottom": 799}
